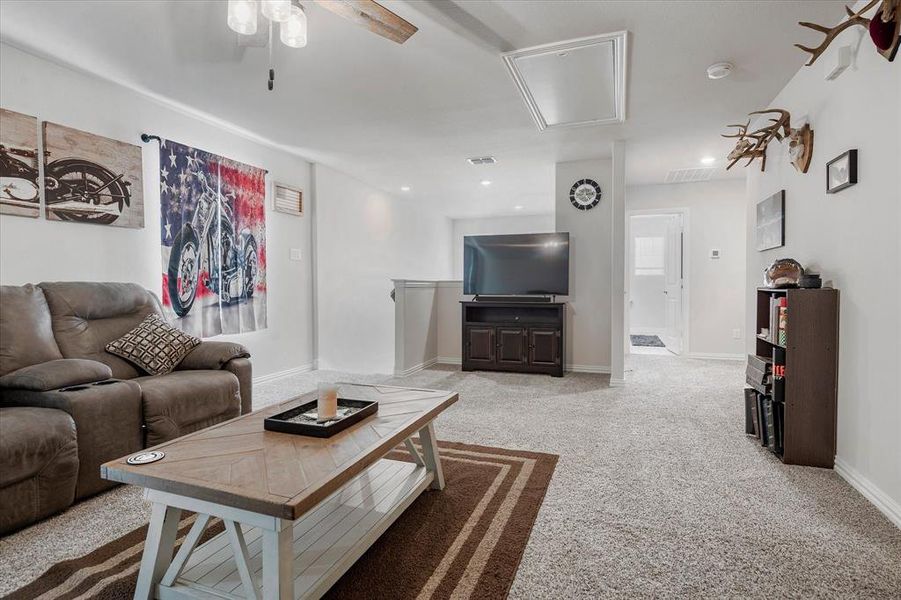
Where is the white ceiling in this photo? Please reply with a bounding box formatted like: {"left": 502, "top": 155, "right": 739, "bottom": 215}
{"left": 0, "top": 1, "right": 845, "bottom": 218}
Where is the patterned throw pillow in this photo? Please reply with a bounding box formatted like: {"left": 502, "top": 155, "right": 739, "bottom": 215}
{"left": 106, "top": 314, "right": 201, "bottom": 376}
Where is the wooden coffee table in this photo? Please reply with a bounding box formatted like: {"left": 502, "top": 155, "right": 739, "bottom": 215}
{"left": 102, "top": 383, "right": 458, "bottom": 600}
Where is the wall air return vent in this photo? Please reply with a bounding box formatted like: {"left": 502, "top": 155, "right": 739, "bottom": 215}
{"left": 467, "top": 156, "right": 496, "bottom": 165}
{"left": 664, "top": 167, "right": 716, "bottom": 184}
{"left": 273, "top": 182, "right": 303, "bottom": 216}
{"left": 502, "top": 31, "right": 628, "bottom": 131}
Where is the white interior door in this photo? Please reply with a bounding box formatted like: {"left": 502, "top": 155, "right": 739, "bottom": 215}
{"left": 661, "top": 214, "right": 683, "bottom": 353}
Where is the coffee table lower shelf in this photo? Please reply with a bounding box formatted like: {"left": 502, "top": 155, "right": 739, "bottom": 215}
{"left": 157, "top": 459, "right": 432, "bottom": 600}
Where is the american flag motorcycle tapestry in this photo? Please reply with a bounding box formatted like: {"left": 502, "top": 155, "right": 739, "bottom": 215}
{"left": 159, "top": 140, "right": 267, "bottom": 337}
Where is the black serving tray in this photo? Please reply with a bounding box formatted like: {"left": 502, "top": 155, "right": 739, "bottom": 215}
{"left": 264, "top": 398, "right": 378, "bottom": 438}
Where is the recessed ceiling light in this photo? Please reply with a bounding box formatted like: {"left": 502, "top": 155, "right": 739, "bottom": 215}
{"left": 514, "top": 205, "right": 524, "bottom": 210}
{"left": 400, "top": 186, "right": 411, "bottom": 192}
{"left": 706, "top": 62, "right": 733, "bottom": 80}
{"left": 700, "top": 156, "right": 716, "bottom": 165}
{"left": 480, "top": 180, "right": 492, "bottom": 186}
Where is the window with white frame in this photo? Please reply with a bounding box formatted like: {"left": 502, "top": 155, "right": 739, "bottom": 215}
{"left": 634, "top": 236, "right": 664, "bottom": 276}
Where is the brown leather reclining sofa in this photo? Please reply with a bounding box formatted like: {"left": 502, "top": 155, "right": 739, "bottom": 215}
{"left": 0, "top": 282, "right": 252, "bottom": 534}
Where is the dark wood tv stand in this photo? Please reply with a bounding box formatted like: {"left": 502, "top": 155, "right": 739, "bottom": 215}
{"left": 461, "top": 301, "right": 565, "bottom": 377}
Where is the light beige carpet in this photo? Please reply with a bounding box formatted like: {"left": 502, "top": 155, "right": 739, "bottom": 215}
{"left": 5, "top": 442, "right": 557, "bottom": 600}
{"left": 1, "top": 355, "right": 899, "bottom": 598}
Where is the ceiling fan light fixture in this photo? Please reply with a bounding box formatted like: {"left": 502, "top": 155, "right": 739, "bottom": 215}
{"left": 227, "top": 0, "right": 259, "bottom": 35}
{"left": 261, "top": 0, "right": 292, "bottom": 23}
{"left": 280, "top": 3, "right": 307, "bottom": 48}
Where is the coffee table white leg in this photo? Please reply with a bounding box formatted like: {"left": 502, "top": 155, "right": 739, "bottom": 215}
{"left": 262, "top": 518, "right": 294, "bottom": 600}
{"left": 135, "top": 502, "right": 182, "bottom": 600}
{"left": 418, "top": 422, "right": 445, "bottom": 490}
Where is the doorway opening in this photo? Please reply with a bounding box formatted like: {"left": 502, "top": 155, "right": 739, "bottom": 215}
{"left": 626, "top": 210, "right": 688, "bottom": 356}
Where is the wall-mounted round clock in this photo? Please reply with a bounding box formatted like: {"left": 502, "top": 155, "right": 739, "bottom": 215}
{"left": 569, "top": 179, "right": 602, "bottom": 211}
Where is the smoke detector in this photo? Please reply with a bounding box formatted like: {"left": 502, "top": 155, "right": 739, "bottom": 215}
{"left": 706, "top": 62, "right": 733, "bottom": 80}
{"left": 467, "top": 156, "right": 497, "bottom": 165}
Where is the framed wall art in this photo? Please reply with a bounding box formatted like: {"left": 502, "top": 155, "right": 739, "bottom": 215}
{"left": 42, "top": 122, "right": 144, "bottom": 228}
{"left": 756, "top": 190, "right": 785, "bottom": 252}
{"left": 826, "top": 149, "right": 857, "bottom": 194}
{"left": 0, "top": 108, "right": 40, "bottom": 218}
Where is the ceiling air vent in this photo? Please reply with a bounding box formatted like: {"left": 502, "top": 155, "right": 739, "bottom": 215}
{"left": 467, "top": 156, "right": 496, "bottom": 165}
{"left": 664, "top": 167, "right": 715, "bottom": 184}
{"left": 273, "top": 182, "right": 303, "bottom": 216}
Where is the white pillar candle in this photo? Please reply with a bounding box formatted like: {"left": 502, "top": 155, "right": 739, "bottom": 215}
{"left": 317, "top": 383, "right": 339, "bottom": 421}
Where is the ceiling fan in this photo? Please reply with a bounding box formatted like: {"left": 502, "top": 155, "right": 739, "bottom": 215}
{"left": 227, "top": 0, "right": 418, "bottom": 90}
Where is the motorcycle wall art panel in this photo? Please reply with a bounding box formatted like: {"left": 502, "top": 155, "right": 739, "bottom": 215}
{"left": 0, "top": 108, "right": 40, "bottom": 218}
{"left": 159, "top": 139, "right": 267, "bottom": 338}
{"left": 42, "top": 121, "right": 144, "bottom": 228}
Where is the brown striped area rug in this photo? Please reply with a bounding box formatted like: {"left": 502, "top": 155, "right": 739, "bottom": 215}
{"left": 6, "top": 441, "right": 557, "bottom": 600}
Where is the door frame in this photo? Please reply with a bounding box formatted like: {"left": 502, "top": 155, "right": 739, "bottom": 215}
{"left": 625, "top": 208, "right": 690, "bottom": 356}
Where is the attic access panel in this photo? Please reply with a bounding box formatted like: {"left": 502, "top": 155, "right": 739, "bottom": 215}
{"left": 502, "top": 31, "right": 628, "bottom": 131}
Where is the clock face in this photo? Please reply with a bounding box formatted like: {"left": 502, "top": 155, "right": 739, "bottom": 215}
{"left": 569, "top": 179, "right": 602, "bottom": 210}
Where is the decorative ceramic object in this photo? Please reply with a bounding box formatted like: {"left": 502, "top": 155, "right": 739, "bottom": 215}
{"left": 764, "top": 258, "right": 804, "bottom": 288}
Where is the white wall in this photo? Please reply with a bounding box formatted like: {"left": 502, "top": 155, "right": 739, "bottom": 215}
{"left": 0, "top": 44, "right": 314, "bottom": 378}
{"left": 436, "top": 281, "right": 463, "bottom": 363}
{"left": 628, "top": 215, "right": 669, "bottom": 332}
{"left": 555, "top": 158, "right": 613, "bottom": 371}
{"left": 451, "top": 214, "right": 555, "bottom": 278}
{"left": 314, "top": 164, "right": 452, "bottom": 374}
{"left": 627, "top": 179, "right": 747, "bottom": 357}
{"left": 392, "top": 281, "right": 439, "bottom": 375}
{"left": 744, "top": 24, "right": 900, "bottom": 523}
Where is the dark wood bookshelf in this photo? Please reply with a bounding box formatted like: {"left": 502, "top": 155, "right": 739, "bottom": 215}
{"left": 749, "top": 288, "right": 839, "bottom": 467}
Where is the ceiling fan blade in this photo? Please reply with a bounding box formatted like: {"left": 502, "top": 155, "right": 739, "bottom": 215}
{"left": 312, "top": 0, "right": 418, "bottom": 44}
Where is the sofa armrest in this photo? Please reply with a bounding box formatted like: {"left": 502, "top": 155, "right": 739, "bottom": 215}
{"left": 223, "top": 357, "right": 253, "bottom": 415}
{"left": 177, "top": 342, "right": 250, "bottom": 371}
{"left": 0, "top": 359, "right": 113, "bottom": 392}
{"left": 0, "top": 380, "right": 143, "bottom": 499}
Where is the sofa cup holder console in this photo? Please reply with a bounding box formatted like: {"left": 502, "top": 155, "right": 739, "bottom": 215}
{"left": 59, "top": 379, "right": 122, "bottom": 392}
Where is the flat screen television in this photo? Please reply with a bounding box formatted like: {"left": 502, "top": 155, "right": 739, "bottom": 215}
{"left": 463, "top": 232, "right": 570, "bottom": 296}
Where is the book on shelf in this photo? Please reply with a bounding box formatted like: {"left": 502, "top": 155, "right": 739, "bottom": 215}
{"left": 777, "top": 298, "right": 788, "bottom": 346}
{"left": 764, "top": 397, "right": 777, "bottom": 452}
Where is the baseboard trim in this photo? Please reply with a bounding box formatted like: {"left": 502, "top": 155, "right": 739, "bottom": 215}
{"left": 609, "top": 377, "right": 626, "bottom": 387}
{"left": 253, "top": 363, "right": 315, "bottom": 385}
{"left": 394, "top": 357, "right": 438, "bottom": 377}
{"left": 686, "top": 352, "right": 744, "bottom": 361}
{"left": 834, "top": 457, "right": 901, "bottom": 530}
{"left": 437, "top": 357, "right": 462, "bottom": 365}
{"left": 565, "top": 364, "right": 611, "bottom": 374}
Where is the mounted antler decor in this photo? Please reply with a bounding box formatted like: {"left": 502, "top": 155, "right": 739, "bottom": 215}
{"left": 796, "top": 0, "right": 900, "bottom": 65}
{"left": 722, "top": 109, "right": 814, "bottom": 174}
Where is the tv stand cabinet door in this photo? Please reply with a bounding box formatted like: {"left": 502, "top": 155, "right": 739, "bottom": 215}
{"left": 464, "top": 326, "right": 495, "bottom": 366}
{"left": 529, "top": 328, "right": 560, "bottom": 368}
{"left": 497, "top": 328, "right": 527, "bottom": 365}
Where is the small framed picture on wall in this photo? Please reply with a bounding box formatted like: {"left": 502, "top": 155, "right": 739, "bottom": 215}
{"left": 756, "top": 190, "right": 785, "bottom": 252}
{"left": 826, "top": 149, "right": 857, "bottom": 194}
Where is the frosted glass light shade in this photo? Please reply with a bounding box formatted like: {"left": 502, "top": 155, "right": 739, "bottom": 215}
{"left": 280, "top": 5, "right": 307, "bottom": 48}
{"left": 261, "top": 0, "right": 292, "bottom": 23}
{"left": 227, "top": 0, "right": 258, "bottom": 35}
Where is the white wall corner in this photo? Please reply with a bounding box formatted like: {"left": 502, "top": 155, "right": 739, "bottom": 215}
{"left": 834, "top": 457, "right": 901, "bottom": 530}
{"left": 610, "top": 139, "right": 627, "bottom": 381}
